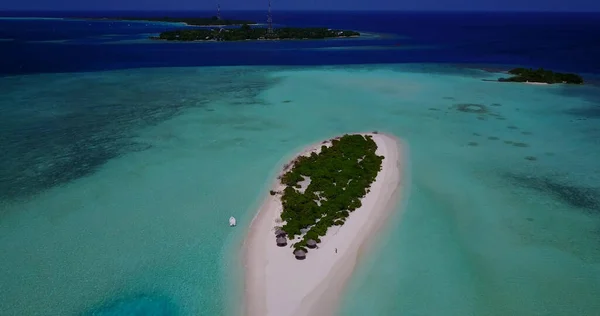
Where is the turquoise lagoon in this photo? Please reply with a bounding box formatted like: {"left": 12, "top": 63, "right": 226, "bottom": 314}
{"left": 0, "top": 64, "right": 599, "bottom": 315}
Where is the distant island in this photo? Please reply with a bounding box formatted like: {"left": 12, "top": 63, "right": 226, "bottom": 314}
{"left": 498, "top": 68, "right": 584, "bottom": 84}
{"left": 151, "top": 24, "right": 360, "bottom": 41}
{"left": 80, "top": 16, "right": 255, "bottom": 26}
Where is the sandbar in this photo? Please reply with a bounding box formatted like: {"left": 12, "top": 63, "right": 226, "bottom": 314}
{"left": 243, "top": 133, "right": 405, "bottom": 316}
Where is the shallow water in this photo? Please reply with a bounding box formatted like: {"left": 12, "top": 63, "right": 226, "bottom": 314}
{"left": 1, "top": 64, "right": 599, "bottom": 315}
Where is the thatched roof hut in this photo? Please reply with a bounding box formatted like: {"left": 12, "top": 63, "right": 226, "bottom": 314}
{"left": 276, "top": 237, "right": 287, "bottom": 247}
{"left": 294, "top": 249, "right": 306, "bottom": 260}
{"left": 275, "top": 229, "right": 287, "bottom": 237}
{"left": 306, "top": 239, "right": 317, "bottom": 249}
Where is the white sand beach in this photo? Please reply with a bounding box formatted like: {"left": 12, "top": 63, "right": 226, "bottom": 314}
{"left": 524, "top": 81, "right": 549, "bottom": 85}
{"left": 243, "top": 133, "right": 404, "bottom": 316}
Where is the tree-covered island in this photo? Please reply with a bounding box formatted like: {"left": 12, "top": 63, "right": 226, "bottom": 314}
{"left": 498, "top": 68, "right": 584, "bottom": 84}
{"left": 275, "top": 134, "right": 383, "bottom": 256}
{"left": 80, "top": 16, "right": 255, "bottom": 26}
{"left": 151, "top": 24, "right": 360, "bottom": 41}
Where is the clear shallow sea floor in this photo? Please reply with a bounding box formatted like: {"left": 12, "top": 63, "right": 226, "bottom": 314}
{"left": 0, "top": 64, "right": 599, "bottom": 315}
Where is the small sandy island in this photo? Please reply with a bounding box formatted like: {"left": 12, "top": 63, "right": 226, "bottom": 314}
{"left": 243, "top": 133, "right": 404, "bottom": 316}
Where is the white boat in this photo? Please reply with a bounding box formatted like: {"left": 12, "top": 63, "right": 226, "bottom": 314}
{"left": 229, "top": 216, "right": 237, "bottom": 227}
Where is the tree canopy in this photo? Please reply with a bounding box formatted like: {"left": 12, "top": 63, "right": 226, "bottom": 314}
{"left": 498, "top": 67, "right": 584, "bottom": 84}
{"left": 278, "top": 134, "right": 383, "bottom": 254}
{"left": 152, "top": 25, "right": 360, "bottom": 41}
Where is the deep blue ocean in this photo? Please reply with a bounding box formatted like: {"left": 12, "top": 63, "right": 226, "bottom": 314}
{"left": 2, "top": 11, "right": 600, "bottom": 75}
{"left": 1, "top": 11, "right": 600, "bottom": 316}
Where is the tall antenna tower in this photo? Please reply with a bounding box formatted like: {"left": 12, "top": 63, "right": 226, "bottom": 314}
{"left": 217, "top": 2, "right": 221, "bottom": 20}
{"left": 266, "top": 0, "right": 274, "bottom": 35}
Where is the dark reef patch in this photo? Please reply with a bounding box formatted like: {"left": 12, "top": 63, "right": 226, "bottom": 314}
{"left": 453, "top": 103, "right": 488, "bottom": 114}
{"left": 504, "top": 140, "right": 514, "bottom": 144}
{"left": 472, "top": 133, "right": 481, "bottom": 136}
{"left": 282, "top": 100, "right": 292, "bottom": 103}
{"left": 124, "top": 142, "right": 153, "bottom": 153}
{"left": 84, "top": 294, "right": 178, "bottom": 316}
{"left": 467, "top": 142, "right": 479, "bottom": 147}
{"left": 428, "top": 107, "right": 440, "bottom": 111}
{"left": 507, "top": 125, "right": 519, "bottom": 130}
{"left": 229, "top": 99, "right": 269, "bottom": 106}
{"left": 525, "top": 156, "right": 537, "bottom": 161}
{"left": 505, "top": 173, "right": 600, "bottom": 212}
{"left": 0, "top": 69, "right": 279, "bottom": 202}
{"left": 521, "top": 131, "right": 532, "bottom": 135}
{"left": 513, "top": 142, "right": 529, "bottom": 148}
{"left": 443, "top": 96, "right": 455, "bottom": 100}
{"left": 564, "top": 105, "right": 600, "bottom": 119}
{"left": 491, "top": 103, "right": 502, "bottom": 107}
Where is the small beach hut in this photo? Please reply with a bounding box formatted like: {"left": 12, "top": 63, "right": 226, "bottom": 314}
{"left": 276, "top": 237, "right": 287, "bottom": 247}
{"left": 306, "top": 239, "right": 317, "bottom": 249}
{"left": 275, "top": 229, "right": 287, "bottom": 237}
{"left": 294, "top": 249, "right": 306, "bottom": 260}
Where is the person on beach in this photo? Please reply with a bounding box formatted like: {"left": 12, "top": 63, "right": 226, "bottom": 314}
{"left": 335, "top": 248, "right": 337, "bottom": 253}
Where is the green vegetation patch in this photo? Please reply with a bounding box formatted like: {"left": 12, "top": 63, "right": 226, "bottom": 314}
{"left": 498, "top": 68, "right": 584, "bottom": 84}
{"left": 279, "top": 134, "right": 383, "bottom": 252}
{"left": 153, "top": 24, "right": 360, "bottom": 41}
